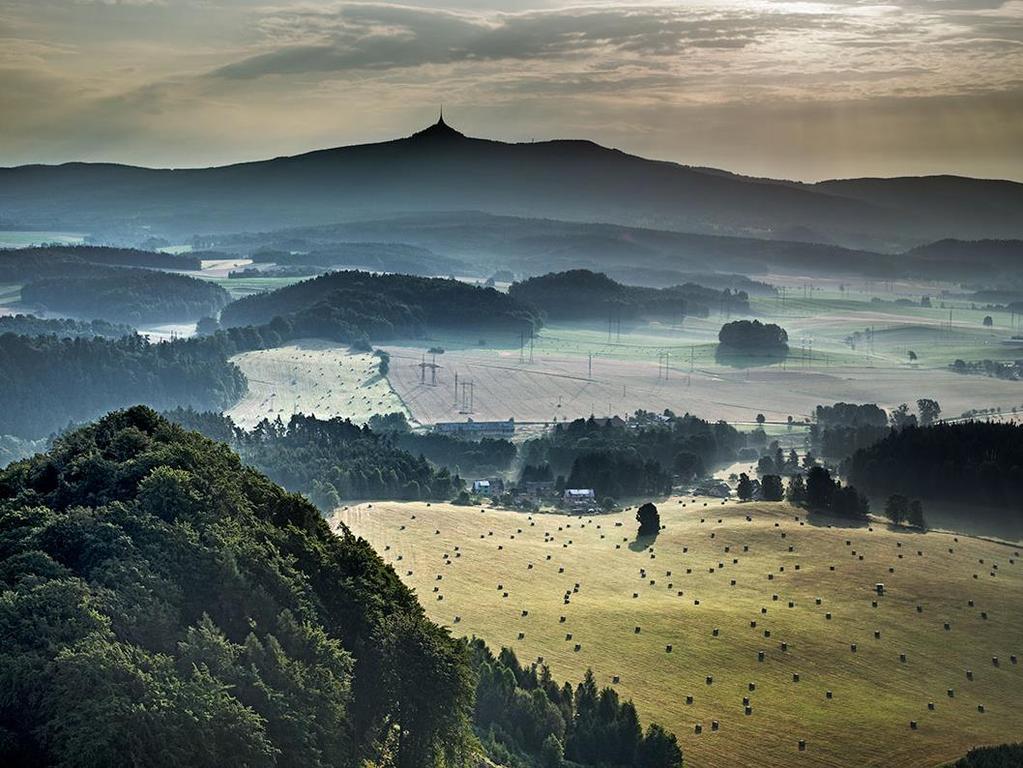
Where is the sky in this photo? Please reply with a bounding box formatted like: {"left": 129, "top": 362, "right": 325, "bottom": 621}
{"left": 1, "top": 0, "right": 1022, "bottom": 181}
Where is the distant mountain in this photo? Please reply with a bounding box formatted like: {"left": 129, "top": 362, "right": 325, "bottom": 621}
{"left": 2, "top": 117, "right": 1021, "bottom": 251}
{"left": 201, "top": 212, "right": 908, "bottom": 281}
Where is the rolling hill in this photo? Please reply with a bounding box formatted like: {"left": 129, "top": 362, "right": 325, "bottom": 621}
{"left": 3, "top": 117, "right": 1021, "bottom": 252}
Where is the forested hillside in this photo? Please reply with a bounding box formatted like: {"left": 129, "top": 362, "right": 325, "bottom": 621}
{"left": 0, "top": 407, "right": 473, "bottom": 768}
{"left": 219, "top": 271, "right": 539, "bottom": 339}
{"left": 21, "top": 269, "right": 230, "bottom": 324}
{"left": 0, "top": 335, "right": 245, "bottom": 438}
{"left": 846, "top": 422, "right": 1023, "bottom": 511}
{"left": 167, "top": 410, "right": 464, "bottom": 508}
{"left": 508, "top": 270, "right": 747, "bottom": 322}
{"left": 0, "top": 407, "right": 682, "bottom": 768}
{"left": 0, "top": 314, "right": 134, "bottom": 339}
{"left": 0, "top": 245, "right": 202, "bottom": 277}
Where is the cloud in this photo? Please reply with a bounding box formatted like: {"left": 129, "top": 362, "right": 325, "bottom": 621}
{"left": 1, "top": 0, "right": 1022, "bottom": 180}
{"left": 212, "top": 4, "right": 850, "bottom": 79}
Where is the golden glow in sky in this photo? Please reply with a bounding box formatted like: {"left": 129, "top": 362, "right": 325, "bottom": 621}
{"left": 1, "top": 0, "right": 1021, "bottom": 180}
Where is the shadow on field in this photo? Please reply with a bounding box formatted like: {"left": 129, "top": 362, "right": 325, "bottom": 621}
{"left": 629, "top": 531, "right": 659, "bottom": 551}
{"left": 805, "top": 512, "right": 872, "bottom": 530}
{"left": 714, "top": 346, "right": 790, "bottom": 368}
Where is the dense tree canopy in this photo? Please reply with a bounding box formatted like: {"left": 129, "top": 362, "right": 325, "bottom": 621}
{"left": 0, "top": 314, "right": 134, "bottom": 339}
{"left": 0, "top": 334, "right": 246, "bottom": 439}
{"left": 21, "top": 268, "right": 230, "bottom": 325}
{"left": 164, "top": 409, "right": 465, "bottom": 508}
{"left": 0, "top": 407, "right": 474, "bottom": 768}
{"left": 522, "top": 412, "right": 743, "bottom": 500}
{"left": 718, "top": 319, "right": 789, "bottom": 350}
{"left": 219, "top": 271, "right": 539, "bottom": 341}
{"left": 846, "top": 422, "right": 1023, "bottom": 511}
{"left": 508, "top": 269, "right": 746, "bottom": 322}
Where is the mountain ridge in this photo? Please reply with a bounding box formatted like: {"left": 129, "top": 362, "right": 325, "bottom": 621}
{"left": 2, "top": 117, "right": 1020, "bottom": 251}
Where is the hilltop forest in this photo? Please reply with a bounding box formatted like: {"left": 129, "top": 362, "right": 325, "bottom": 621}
{"left": 0, "top": 407, "right": 682, "bottom": 768}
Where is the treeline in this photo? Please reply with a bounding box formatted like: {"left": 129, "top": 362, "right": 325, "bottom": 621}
{"left": 846, "top": 422, "right": 1023, "bottom": 510}
{"left": 396, "top": 432, "right": 517, "bottom": 477}
{"left": 810, "top": 402, "right": 889, "bottom": 459}
{"left": 0, "top": 334, "right": 246, "bottom": 438}
{"left": 219, "top": 271, "right": 540, "bottom": 340}
{"left": 0, "top": 407, "right": 681, "bottom": 768}
{"left": 251, "top": 242, "right": 468, "bottom": 278}
{"left": 521, "top": 412, "right": 744, "bottom": 499}
{"left": 508, "top": 269, "right": 747, "bottom": 322}
{"left": 0, "top": 314, "right": 134, "bottom": 339}
{"left": 950, "top": 358, "right": 1023, "bottom": 381}
{"left": 0, "top": 245, "right": 202, "bottom": 280}
{"left": 473, "top": 643, "right": 681, "bottom": 768}
{"left": 22, "top": 268, "right": 231, "bottom": 325}
{"left": 164, "top": 409, "right": 465, "bottom": 508}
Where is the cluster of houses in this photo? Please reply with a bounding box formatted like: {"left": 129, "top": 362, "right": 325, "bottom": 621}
{"left": 469, "top": 476, "right": 598, "bottom": 512}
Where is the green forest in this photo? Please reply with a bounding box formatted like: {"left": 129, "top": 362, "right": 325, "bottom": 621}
{"left": 508, "top": 270, "right": 748, "bottom": 322}
{"left": 0, "top": 314, "right": 135, "bottom": 339}
{"left": 0, "top": 407, "right": 681, "bottom": 768}
{"left": 219, "top": 271, "right": 540, "bottom": 339}
{"left": 21, "top": 269, "right": 230, "bottom": 325}
{"left": 846, "top": 422, "right": 1023, "bottom": 511}
{"left": 0, "top": 334, "right": 246, "bottom": 438}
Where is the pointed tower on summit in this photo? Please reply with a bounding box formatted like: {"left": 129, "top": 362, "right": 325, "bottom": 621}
{"left": 410, "top": 108, "right": 465, "bottom": 141}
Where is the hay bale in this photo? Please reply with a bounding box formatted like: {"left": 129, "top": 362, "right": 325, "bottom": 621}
{"left": 758, "top": 650, "right": 765, "bottom": 662}
{"left": 826, "top": 690, "right": 833, "bottom": 699}
{"left": 910, "top": 721, "right": 917, "bottom": 730}
{"left": 978, "top": 704, "right": 985, "bottom": 713}
{"left": 792, "top": 673, "right": 800, "bottom": 682}
{"left": 900, "top": 653, "right": 907, "bottom": 663}
{"left": 928, "top": 702, "right": 935, "bottom": 710}
{"left": 851, "top": 643, "right": 857, "bottom": 652}
{"left": 518, "top": 632, "right": 525, "bottom": 639}
{"left": 666, "top": 645, "right": 673, "bottom": 653}
{"left": 706, "top": 675, "right": 713, "bottom": 684}
{"left": 798, "top": 739, "right": 806, "bottom": 751}
{"left": 711, "top": 720, "right": 719, "bottom": 732}
{"left": 745, "top": 705, "right": 753, "bottom": 716}
{"left": 948, "top": 689, "right": 955, "bottom": 697}
{"left": 686, "top": 695, "right": 694, "bottom": 704}
{"left": 695, "top": 724, "right": 703, "bottom": 734}
{"left": 749, "top": 682, "right": 756, "bottom": 691}
{"left": 574, "top": 644, "right": 581, "bottom": 652}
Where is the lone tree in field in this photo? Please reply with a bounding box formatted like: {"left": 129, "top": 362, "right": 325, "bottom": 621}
{"left": 885, "top": 494, "right": 909, "bottom": 525}
{"left": 761, "top": 475, "right": 784, "bottom": 502}
{"left": 737, "top": 473, "right": 754, "bottom": 502}
{"left": 983, "top": 315, "right": 993, "bottom": 327}
{"left": 637, "top": 503, "right": 660, "bottom": 536}
{"left": 756, "top": 413, "right": 766, "bottom": 427}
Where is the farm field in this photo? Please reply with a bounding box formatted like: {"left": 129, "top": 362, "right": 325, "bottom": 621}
{"left": 0, "top": 231, "right": 85, "bottom": 248}
{"left": 334, "top": 499, "right": 1023, "bottom": 768}
{"left": 225, "top": 338, "right": 410, "bottom": 428}
{"left": 383, "top": 329, "right": 1023, "bottom": 426}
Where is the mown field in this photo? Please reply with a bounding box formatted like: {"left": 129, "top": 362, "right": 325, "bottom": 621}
{"left": 225, "top": 338, "right": 410, "bottom": 428}
{"left": 335, "top": 499, "right": 1023, "bottom": 768}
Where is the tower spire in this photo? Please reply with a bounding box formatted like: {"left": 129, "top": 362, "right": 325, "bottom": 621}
{"left": 438, "top": 105, "right": 445, "bottom": 126}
